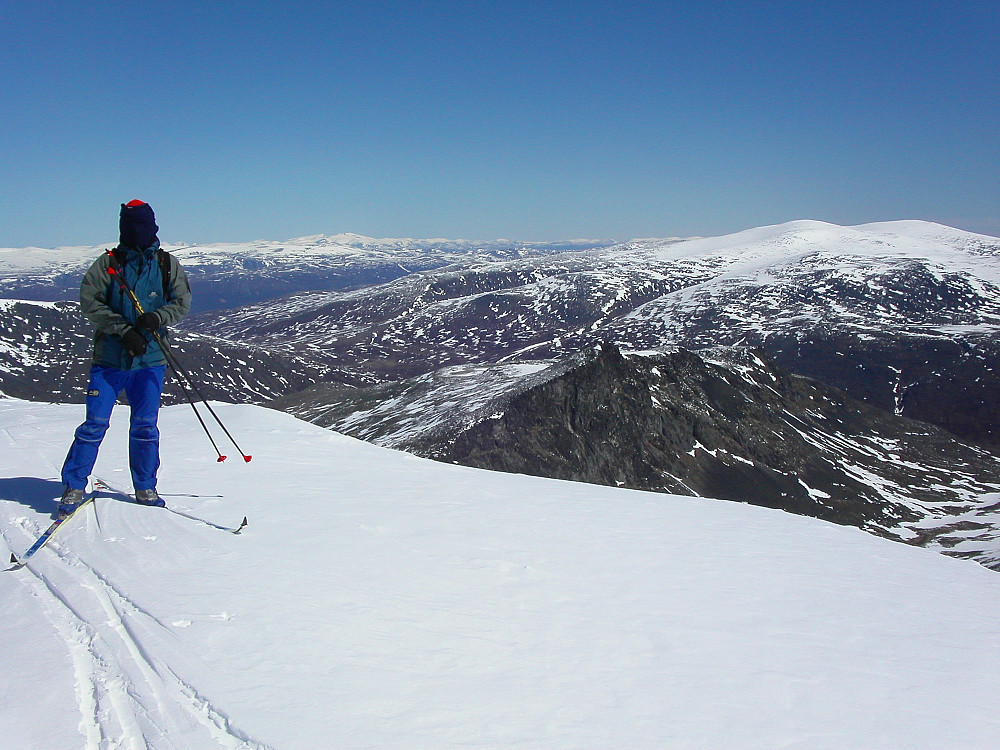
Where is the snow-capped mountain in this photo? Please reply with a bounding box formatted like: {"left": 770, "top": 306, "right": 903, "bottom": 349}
{"left": 607, "top": 221, "right": 1000, "bottom": 447}
{"left": 192, "top": 220, "right": 1000, "bottom": 447}
{"left": 0, "top": 234, "right": 616, "bottom": 313}
{"left": 2, "top": 399, "right": 1000, "bottom": 749}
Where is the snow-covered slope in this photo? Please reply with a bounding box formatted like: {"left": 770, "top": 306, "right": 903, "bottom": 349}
{"left": 2, "top": 398, "right": 1000, "bottom": 749}
{"left": 612, "top": 219, "right": 1000, "bottom": 345}
{"left": 281, "top": 344, "right": 1000, "bottom": 570}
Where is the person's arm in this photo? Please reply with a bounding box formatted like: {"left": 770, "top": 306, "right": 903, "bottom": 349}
{"left": 79, "top": 253, "right": 131, "bottom": 336}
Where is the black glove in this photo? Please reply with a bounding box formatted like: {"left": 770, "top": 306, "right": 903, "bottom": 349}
{"left": 136, "top": 311, "right": 161, "bottom": 332}
{"left": 121, "top": 327, "right": 148, "bottom": 357}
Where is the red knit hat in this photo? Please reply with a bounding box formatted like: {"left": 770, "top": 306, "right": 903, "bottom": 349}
{"left": 125, "top": 199, "right": 147, "bottom": 207}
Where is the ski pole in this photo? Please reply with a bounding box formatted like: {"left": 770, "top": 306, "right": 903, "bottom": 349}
{"left": 106, "top": 260, "right": 252, "bottom": 462}
{"left": 157, "top": 341, "right": 252, "bottom": 463}
{"left": 169, "top": 369, "right": 230, "bottom": 462}
{"left": 107, "top": 264, "right": 229, "bottom": 461}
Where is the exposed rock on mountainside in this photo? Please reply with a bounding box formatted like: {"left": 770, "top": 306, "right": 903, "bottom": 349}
{"left": 765, "top": 331, "right": 1000, "bottom": 450}
{"left": 193, "top": 221, "right": 1000, "bottom": 449}
{"left": 289, "top": 343, "right": 1000, "bottom": 568}
{"left": 0, "top": 300, "right": 330, "bottom": 404}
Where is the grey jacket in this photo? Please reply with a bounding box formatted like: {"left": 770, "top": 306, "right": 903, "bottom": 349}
{"left": 80, "top": 244, "right": 192, "bottom": 369}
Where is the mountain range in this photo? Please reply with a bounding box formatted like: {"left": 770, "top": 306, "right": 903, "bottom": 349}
{"left": 188, "top": 220, "right": 1000, "bottom": 448}
{"left": 3, "top": 220, "right": 1000, "bottom": 568}
{"left": 0, "top": 234, "right": 617, "bottom": 313}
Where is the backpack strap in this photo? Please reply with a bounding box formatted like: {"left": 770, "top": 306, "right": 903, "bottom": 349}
{"left": 157, "top": 248, "right": 173, "bottom": 301}
{"left": 107, "top": 246, "right": 173, "bottom": 301}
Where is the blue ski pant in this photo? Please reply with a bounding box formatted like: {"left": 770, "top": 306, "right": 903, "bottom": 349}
{"left": 61, "top": 364, "right": 167, "bottom": 491}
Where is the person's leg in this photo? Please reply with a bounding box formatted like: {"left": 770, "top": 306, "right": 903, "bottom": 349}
{"left": 124, "top": 365, "right": 166, "bottom": 491}
{"left": 61, "top": 366, "right": 126, "bottom": 489}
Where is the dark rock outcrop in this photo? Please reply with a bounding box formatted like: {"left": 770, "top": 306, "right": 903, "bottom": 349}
{"left": 436, "top": 345, "right": 1000, "bottom": 544}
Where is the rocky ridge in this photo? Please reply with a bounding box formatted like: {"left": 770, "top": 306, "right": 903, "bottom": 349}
{"left": 284, "top": 342, "right": 1000, "bottom": 568}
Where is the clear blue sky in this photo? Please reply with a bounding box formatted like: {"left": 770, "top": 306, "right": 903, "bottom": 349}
{"left": 2, "top": 0, "right": 997, "bottom": 246}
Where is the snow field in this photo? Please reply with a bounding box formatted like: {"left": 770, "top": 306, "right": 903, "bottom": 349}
{"left": 1, "top": 399, "right": 1000, "bottom": 748}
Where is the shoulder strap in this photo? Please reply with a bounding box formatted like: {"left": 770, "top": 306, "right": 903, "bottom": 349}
{"left": 107, "top": 247, "right": 173, "bottom": 301}
{"left": 157, "top": 249, "right": 173, "bottom": 300}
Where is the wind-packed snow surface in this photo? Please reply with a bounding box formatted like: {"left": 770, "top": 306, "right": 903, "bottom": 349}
{"left": 2, "top": 399, "right": 999, "bottom": 749}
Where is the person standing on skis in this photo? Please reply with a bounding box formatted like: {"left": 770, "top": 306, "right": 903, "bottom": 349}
{"left": 57, "top": 200, "right": 192, "bottom": 518}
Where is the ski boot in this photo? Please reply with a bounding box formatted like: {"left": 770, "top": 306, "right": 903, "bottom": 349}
{"left": 57, "top": 487, "right": 85, "bottom": 519}
{"left": 135, "top": 488, "right": 166, "bottom": 508}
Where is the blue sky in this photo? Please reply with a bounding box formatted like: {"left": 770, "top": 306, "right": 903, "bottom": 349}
{"left": 2, "top": 0, "right": 997, "bottom": 246}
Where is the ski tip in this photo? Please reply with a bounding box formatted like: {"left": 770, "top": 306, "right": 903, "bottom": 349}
{"left": 242, "top": 455, "right": 252, "bottom": 463}
{"left": 229, "top": 516, "right": 247, "bottom": 534}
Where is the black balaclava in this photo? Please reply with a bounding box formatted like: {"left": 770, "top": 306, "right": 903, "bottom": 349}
{"left": 119, "top": 200, "right": 159, "bottom": 249}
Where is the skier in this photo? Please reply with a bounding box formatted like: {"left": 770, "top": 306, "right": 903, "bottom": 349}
{"left": 57, "top": 200, "right": 192, "bottom": 518}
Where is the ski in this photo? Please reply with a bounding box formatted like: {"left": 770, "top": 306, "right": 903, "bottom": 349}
{"left": 5, "top": 496, "right": 96, "bottom": 571}
{"left": 93, "top": 477, "right": 247, "bottom": 534}
{"left": 164, "top": 507, "right": 247, "bottom": 534}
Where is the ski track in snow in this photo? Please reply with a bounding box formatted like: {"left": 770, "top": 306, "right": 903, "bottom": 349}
{"left": 7, "top": 511, "right": 271, "bottom": 750}
{"left": 4, "top": 399, "right": 1000, "bottom": 748}
{"left": 0, "top": 418, "right": 268, "bottom": 749}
